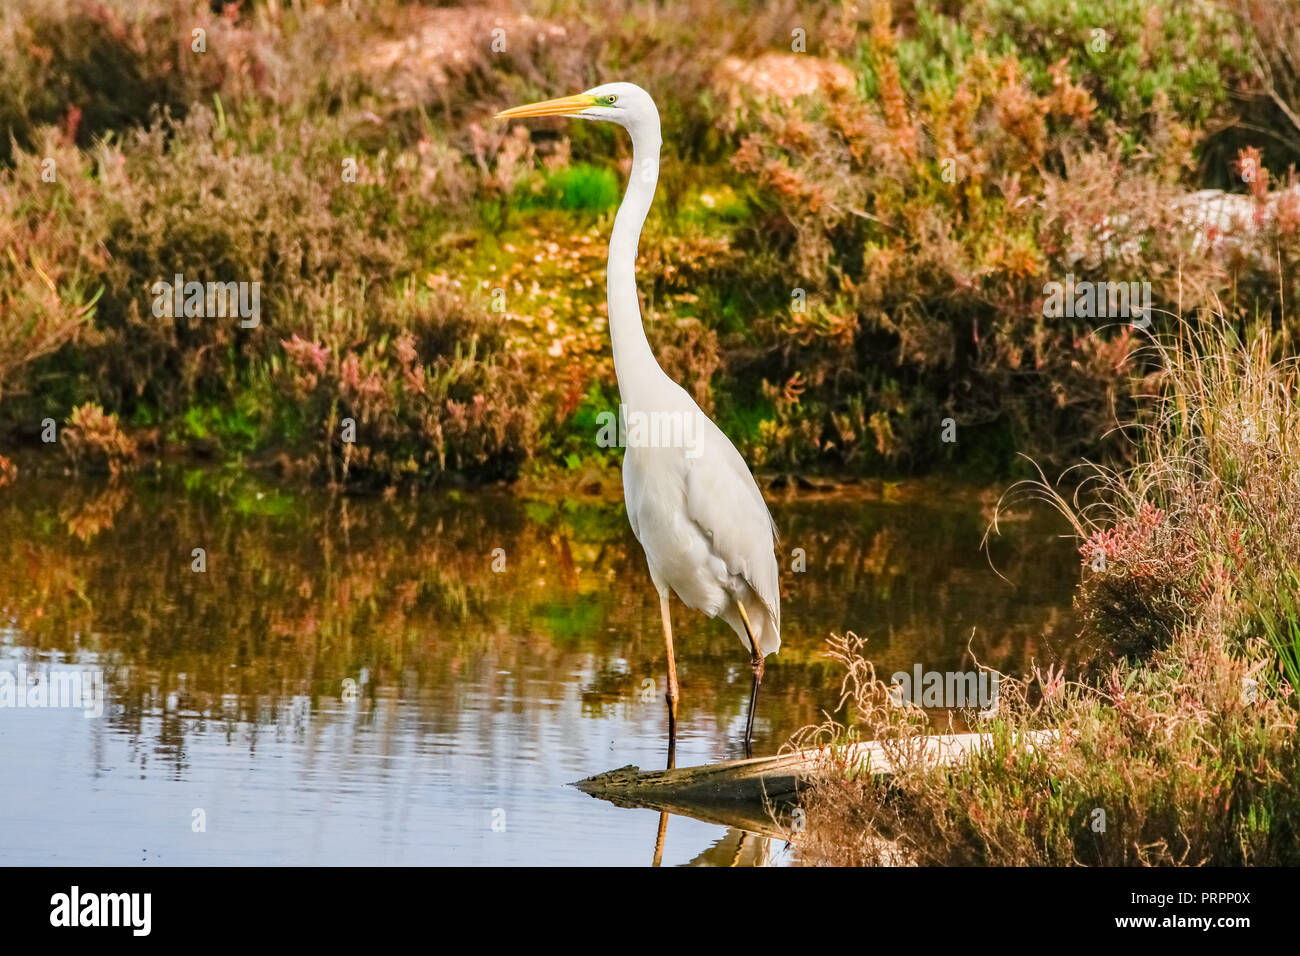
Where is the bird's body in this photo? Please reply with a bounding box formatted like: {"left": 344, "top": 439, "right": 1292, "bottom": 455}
{"left": 497, "top": 82, "right": 780, "bottom": 762}
{"left": 623, "top": 415, "right": 781, "bottom": 659}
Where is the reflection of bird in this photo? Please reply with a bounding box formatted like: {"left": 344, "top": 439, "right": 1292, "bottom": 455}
{"left": 498, "top": 83, "right": 780, "bottom": 767}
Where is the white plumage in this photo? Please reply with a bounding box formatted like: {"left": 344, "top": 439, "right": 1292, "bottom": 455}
{"left": 623, "top": 394, "right": 782, "bottom": 659}
{"left": 497, "top": 81, "right": 781, "bottom": 760}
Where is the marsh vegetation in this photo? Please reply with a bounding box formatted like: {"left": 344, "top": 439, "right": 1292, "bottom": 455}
{"left": 3, "top": 0, "right": 1300, "bottom": 865}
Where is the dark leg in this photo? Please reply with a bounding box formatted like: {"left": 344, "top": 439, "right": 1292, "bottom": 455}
{"left": 736, "top": 600, "right": 764, "bottom": 758}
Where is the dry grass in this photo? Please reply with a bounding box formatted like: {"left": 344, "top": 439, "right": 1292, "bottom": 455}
{"left": 0, "top": 0, "right": 1298, "bottom": 486}
{"left": 794, "top": 315, "right": 1300, "bottom": 865}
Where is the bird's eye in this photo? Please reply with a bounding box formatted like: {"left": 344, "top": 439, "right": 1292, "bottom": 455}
{"left": 603, "top": 95, "right": 618, "bottom": 105}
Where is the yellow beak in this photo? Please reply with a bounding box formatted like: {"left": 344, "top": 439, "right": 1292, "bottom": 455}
{"left": 495, "top": 93, "right": 597, "bottom": 120}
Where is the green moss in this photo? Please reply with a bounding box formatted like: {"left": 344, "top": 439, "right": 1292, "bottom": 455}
{"left": 515, "top": 163, "right": 620, "bottom": 213}
{"left": 175, "top": 402, "right": 260, "bottom": 453}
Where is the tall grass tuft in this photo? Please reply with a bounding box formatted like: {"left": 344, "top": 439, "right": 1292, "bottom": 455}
{"left": 1038, "top": 313, "right": 1300, "bottom": 680}
{"left": 794, "top": 315, "right": 1300, "bottom": 865}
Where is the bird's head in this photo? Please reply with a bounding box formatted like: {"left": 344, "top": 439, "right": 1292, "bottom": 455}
{"left": 495, "top": 82, "right": 660, "bottom": 145}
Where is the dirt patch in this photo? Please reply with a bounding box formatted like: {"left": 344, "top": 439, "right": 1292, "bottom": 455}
{"left": 713, "top": 52, "right": 854, "bottom": 107}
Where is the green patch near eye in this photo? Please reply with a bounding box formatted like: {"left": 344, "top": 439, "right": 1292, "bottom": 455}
{"left": 598, "top": 95, "right": 617, "bottom": 106}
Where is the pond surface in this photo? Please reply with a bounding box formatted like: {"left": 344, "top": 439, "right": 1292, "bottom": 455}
{"left": 0, "top": 474, "right": 1078, "bottom": 865}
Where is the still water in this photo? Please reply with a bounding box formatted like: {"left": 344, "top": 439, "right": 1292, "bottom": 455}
{"left": 0, "top": 474, "right": 1077, "bottom": 865}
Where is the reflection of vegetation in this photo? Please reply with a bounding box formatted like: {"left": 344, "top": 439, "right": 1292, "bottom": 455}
{"left": 0, "top": 473, "right": 1076, "bottom": 758}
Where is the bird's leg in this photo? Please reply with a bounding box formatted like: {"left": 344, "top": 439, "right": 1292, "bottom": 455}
{"left": 652, "top": 811, "right": 669, "bottom": 868}
{"left": 735, "top": 600, "right": 764, "bottom": 758}
{"left": 659, "top": 590, "right": 679, "bottom": 771}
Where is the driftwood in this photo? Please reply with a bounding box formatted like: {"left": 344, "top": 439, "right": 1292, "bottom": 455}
{"left": 574, "top": 752, "right": 812, "bottom": 838}
{"left": 574, "top": 730, "right": 1059, "bottom": 837}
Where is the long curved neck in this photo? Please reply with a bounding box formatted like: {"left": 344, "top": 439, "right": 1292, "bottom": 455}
{"left": 608, "top": 122, "right": 666, "bottom": 410}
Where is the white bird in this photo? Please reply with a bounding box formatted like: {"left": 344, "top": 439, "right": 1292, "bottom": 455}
{"left": 497, "top": 82, "right": 781, "bottom": 767}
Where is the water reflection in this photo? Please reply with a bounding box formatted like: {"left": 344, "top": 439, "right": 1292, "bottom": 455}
{"left": 0, "top": 474, "right": 1077, "bottom": 865}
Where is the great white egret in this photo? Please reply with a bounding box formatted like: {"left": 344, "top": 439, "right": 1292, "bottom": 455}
{"left": 496, "top": 83, "right": 781, "bottom": 767}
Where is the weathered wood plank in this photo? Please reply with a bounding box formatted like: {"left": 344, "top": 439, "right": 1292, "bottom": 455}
{"left": 575, "top": 751, "right": 814, "bottom": 806}
{"left": 574, "top": 730, "right": 1058, "bottom": 810}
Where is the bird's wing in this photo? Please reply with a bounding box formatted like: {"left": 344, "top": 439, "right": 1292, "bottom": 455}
{"left": 622, "top": 450, "right": 644, "bottom": 543}
{"left": 683, "top": 424, "right": 781, "bottom": 633}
